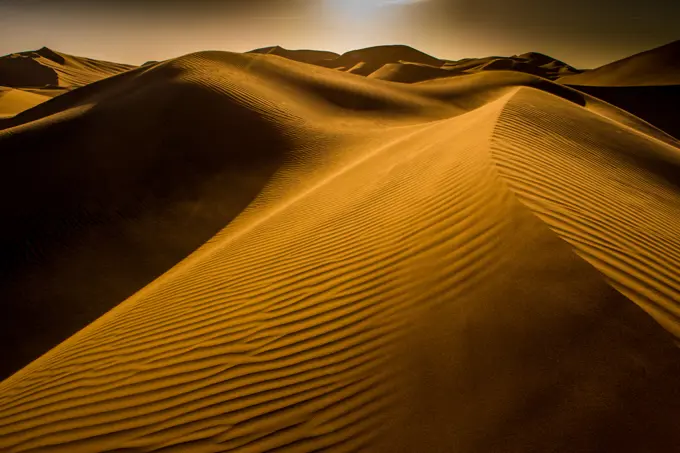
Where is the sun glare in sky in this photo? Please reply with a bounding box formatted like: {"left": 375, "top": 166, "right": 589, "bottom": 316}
{"left": 0, "top": 0, "right": 677, "bottom": 69}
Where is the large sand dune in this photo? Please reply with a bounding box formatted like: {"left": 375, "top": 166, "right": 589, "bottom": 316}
{"left": 1, "top": 44, "right": 679, "bottom": 452}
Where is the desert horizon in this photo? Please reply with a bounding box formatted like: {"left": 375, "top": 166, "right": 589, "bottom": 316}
{"left": 0, "top": 0, "right": 679, "bottom": 451}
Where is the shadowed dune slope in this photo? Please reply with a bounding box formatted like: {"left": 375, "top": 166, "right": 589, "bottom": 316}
{"left": 565, "top": 84, "right": 680, "bottom": 139}
{"left": 0, "top": 47, "right": 136, "bottom": 88}
{"left": 0, "top": 52, "right": 316, "bottom": 381}
{"left": 0, "top": 49, "right": 680, "bottom": 452}
{"left": 261, "top": 45, "right": 581, "bottom": 82}
{"left": 473, "top": 53, "right": 581, "bottom": 80}
{"left": 558, "top": 39, "right": 680, "bottom": 86}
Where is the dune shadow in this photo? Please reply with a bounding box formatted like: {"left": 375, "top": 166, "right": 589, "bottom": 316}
{"left": 0, "top": 78, "right": 291, "bottom": 380}
{"left": 567, "top": 84, "right": 680, "bottom": 140}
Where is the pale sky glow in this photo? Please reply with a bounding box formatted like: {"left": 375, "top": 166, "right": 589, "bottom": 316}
{"left": 0, "top": 0, "right": 677, "bottom": 69}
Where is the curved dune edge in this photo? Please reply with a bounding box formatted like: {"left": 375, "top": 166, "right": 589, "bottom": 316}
{"left": 490, "top": 86, "right": 680, "bottom": 340}
{"left": 0, "top": 47, "right": 136, "bottom": 89}
{"left": 556, "top": 39, "right": 680, "bottom": 87}
{"left": 0, "top": 56, "right": 679, "bottom": 452}
{"left": 0, "top": 87, "right": 49, "bottom": 118}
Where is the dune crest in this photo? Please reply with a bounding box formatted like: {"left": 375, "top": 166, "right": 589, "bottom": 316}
{"left": 558, "top": 39, "right": 680, "bottom": 86}
{"left": 0, "top": 87, "right": 49, "bottom": 118}
{"left": 0, "top": 47, "right": 136, "bottom": 88}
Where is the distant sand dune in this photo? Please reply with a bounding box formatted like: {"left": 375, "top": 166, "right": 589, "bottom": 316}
{"left": 368, "top": 62, "right": 462, "bottom": 83}
{"left": 561, "top": 84, "right": 680, "bottom": 138}
{"left": 0, "top": 47, "right": 136, "bottom": 89}
{"left": 0, "top": 87, "right": 49, "bottom": 118}
{"left": 0, "top": 47, "right": 136, "bottom": 117}
{"left": 558, "top": 39, "right": 680, "bottom": 86}
{"left": 0, "top": 43, "right": 679, "bottom": 452}
{"left": 269, "top": 45, "right": 582, "bottom": 82}
{"left": 247, "top": 46, "right": 340, "bottom": 65}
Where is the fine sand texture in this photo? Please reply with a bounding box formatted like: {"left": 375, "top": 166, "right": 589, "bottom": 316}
{"left": 1, "top": 44, "right": 679, "bottom": 452}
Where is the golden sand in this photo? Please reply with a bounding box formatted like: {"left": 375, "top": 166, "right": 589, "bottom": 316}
{"left": 0, "top": 44, "right": 679, "bottom": 452}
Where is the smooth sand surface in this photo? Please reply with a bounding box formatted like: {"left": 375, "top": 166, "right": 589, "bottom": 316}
{"left": 0, "top": 87, "right": 49, "bottom": 118}
{"left": 247, "top": 47, "right": 340, "bottom": 66}
{"left": 558, "top": 39, "right": 680, "bottom": 86}
{"left": 0, "top": 45, "right": 679, "bottom": 452}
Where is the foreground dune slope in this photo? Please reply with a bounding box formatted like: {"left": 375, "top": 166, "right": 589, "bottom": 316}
{"left": 1, "top": 51, "right": 680, "bottom": 452}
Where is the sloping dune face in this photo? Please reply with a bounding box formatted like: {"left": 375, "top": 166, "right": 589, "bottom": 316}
{"left": 316, "top": 44, "right": 446, "bottom": 76}
{"left": 0, "top": 47, "right": 136, "bottom": 117}
{"left": 0, "top": 47, "right": 136, "bottom": 88}
{"left": 558, "top": 40, "right": 680, "bottom": 86}
{"left": 247, "top": 46, "right": 340, "bottom": 65}
{"left": 0, "top": 87, "right": 49, "bottom": 118}
{"left": 1, "top": 49, "right": 680, "bottom": 453}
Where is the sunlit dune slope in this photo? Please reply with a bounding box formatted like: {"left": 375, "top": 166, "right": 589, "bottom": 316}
{"left": 247, "top": 46, "right": 340, "bottom": 65}
{"left": 315, "top": 44, "right": 445, "bottom": 76}
{"left": 368, "top": 61, "right": 461, "bottom": 83}
{"left": 1, "top": 47, "right": 680, "bottom": 452}
{"left": 558, "top": 39, "right": 680, "bottom": 86}
{"left": 0, "top": 47, "right": 136, "bottom": 88}
{"left": 0, "top": 87, "right": 49, "bottom": 118}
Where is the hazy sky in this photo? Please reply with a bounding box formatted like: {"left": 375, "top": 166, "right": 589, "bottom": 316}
{"left": 0, "top": 0, "right": 677, "bottom": 68}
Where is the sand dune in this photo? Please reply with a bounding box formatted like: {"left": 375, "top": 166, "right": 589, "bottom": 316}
{"left": 0, "top": 87, "right": 49, "bottom": 118}
{"left": 1, "top": 44, "right": 679, "bottom": 452}
{"left": 314, "top": 44, "right": 446, "bottom": 76}
{"left": 561, "top": 84, "right": 680, "bottom": 139}
{"left": 247, "top": 46, "right": 340, "bottom": 65}
{"left": 367, "top": 61, "right": 461, "bottom": 83}
{"left": 0, "top": 47, "right": 136, "bottom": 89}
{"left": 248, "top": 45, "right": 582, "bottom": 82}
{"left": 0, "top": 47, "right": 136, "bottom": 117}
{"left": 558, "top": 39, "right": 680, "bottom": 86}
{"left": 458, "top": 52, "right": 582, "bottom": 80}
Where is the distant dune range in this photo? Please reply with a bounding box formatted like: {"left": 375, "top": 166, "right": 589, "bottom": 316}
{"left": 0, "top": 47, "right": 136, "bottom": 88}
{"left": 0, "top": 41, "right": 679, "bottom": 452}
{"left": 0, "top": 87, "right": 49, "bottom": 118}
{"left": 0, "top": 47, "right": 135, "bottom": 119}
{"left": 557, "top": 39, "right": 680, "bottom": 86}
